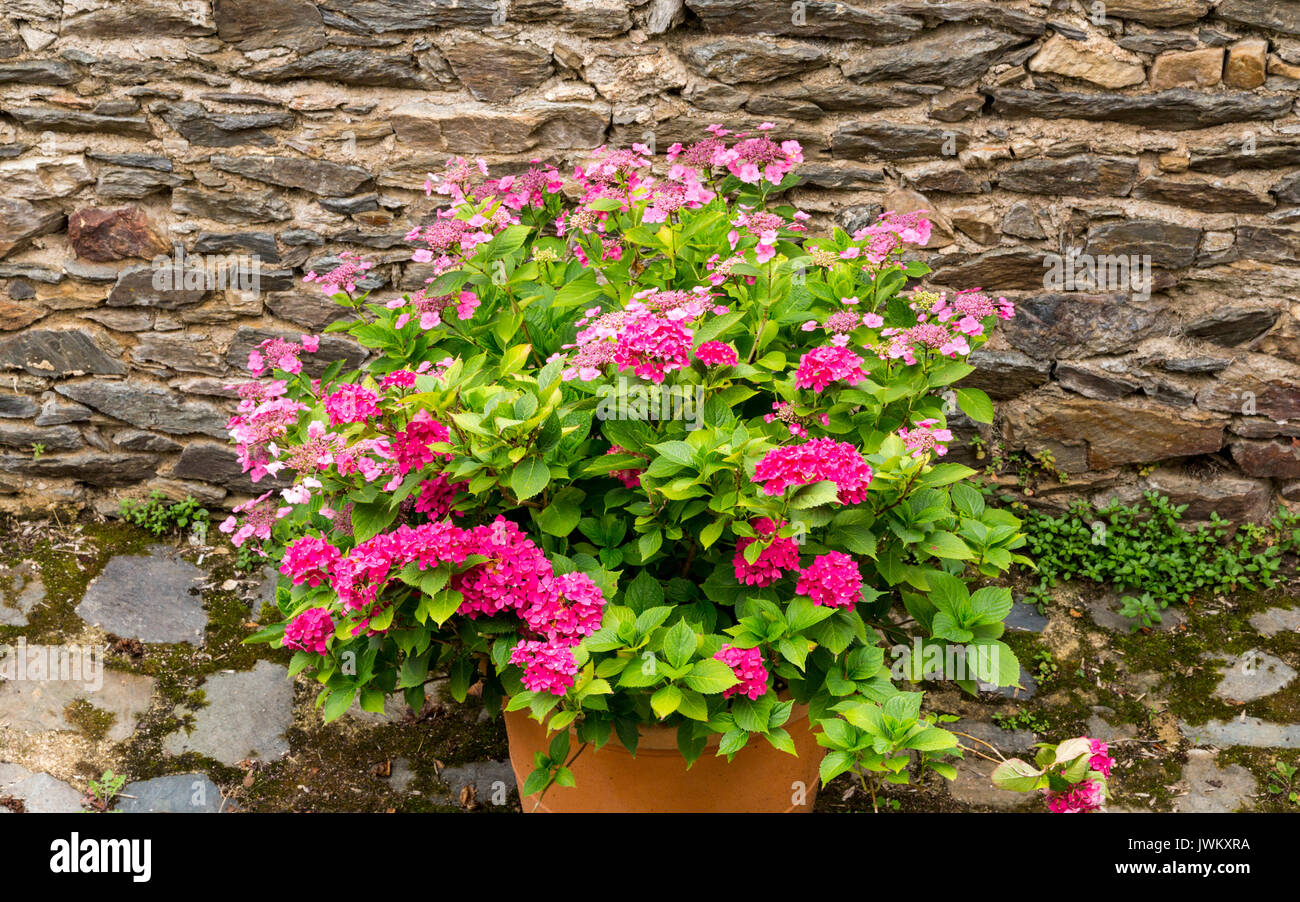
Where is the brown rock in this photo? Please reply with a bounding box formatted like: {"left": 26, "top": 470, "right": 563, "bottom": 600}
{"left": 1028, "top": 34, "right": 1146, "bottom": 89}
{"left": 441, "top": 35, "right": 553, "bottom": 102}
{"left": 68, "top": 207, "right": 169, "bottom": 263}
{"left": 391, "top": 101, "right": 608, "bottom": 153}
{"left": 212, "top": 0, "right": 325, "bottom": 51}
{"left": 1224, "top": 39, "right": 1269, "bottom": 89}
{"left": 1132, "top": 176, "right": 1275, "bottom": 213}
{"left": 1002, "top": 390, "right": 1227, "bottom": 471}
{"left": 0, "top": 198, "right": 62, "bottom": 258}
{"left": 1269, "top": 55, "right": 1300, "bottom": 80}
{"left": 1150, "top": 48, "right": 1224, "bottom": 90}
{"left": 1231, "top": 439, "right": 1300, "bottom": 479}
{"left": 1196, "top": 357, "right": 1300, "bottom": 421}
{"left": 1145, "top": 468, "right": 1273, "bottom": 522}
{"left": 0, "top": 298, "right": 47, "bottom": 331}
{"left": 1105, "top": 0, "right": 1212, "bottom": 26}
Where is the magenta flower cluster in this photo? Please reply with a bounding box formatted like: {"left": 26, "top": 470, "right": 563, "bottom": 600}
{"left": 714, "top": 644, "right": 769, "bottom": 700}
{"left": 752, "top": 438, "right": 874, "bottom": 504}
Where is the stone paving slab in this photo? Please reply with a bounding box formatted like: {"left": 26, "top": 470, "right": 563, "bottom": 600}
{"left": 0, "top": 662, "right": 155, "bottom": 742}
{"left": 1080, "top": 594, "right": 1185, "bottom": 633}
{"left": 115, "top": 773, "right": 233, "bottom": 813}
{"left": 438, "top": 760, "right": 516, "bottom": 807}
{"left": 1004, "top": 600, "right": 1048, "bottom": 633}
{"left": 76, "top": 545, "right": 208, "bottom": 645}
{"left": 1249, "top": 607, "right": 1300, "bottom": 637}
{"left": 1211, "top": 650, "right": 1297, "bottom": 703}
{"left": 1174, "top": 749, "right": 1257, "bottom": 813}
{"left": 1181, "top": 717, "right": 1300, "bottom": 749}
{"left": 0, "top": 764, "right": 82, "bottom": 813}
{"left": 0, "top": 562, "right": 44, "bottom": 627}
{"left": 164, "top": 660, "right": 292, "bottom": 765}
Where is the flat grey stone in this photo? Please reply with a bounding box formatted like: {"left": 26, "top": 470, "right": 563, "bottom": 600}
{"left": 4, "top": 771, "right": 83, "bottom": 812}
{"left": 1249, "top": 606, "right": 1300, "bottom": 637}
{"left": 0, "top": 660, "right": 155, "bottom": 742}
{"left": 948, "top": 756, "right": 1034, "bottom": 810}
{"left": 438, "top": 760, "right": 515, "bottom": 807}
{"left": 115, "top": 773, "right": 233, "bottom": 812}
{"left": 388, "top": 757, "right": 415, "bottom": 793}
{"left": 1181, "top": 717, "right": 1300, "bottom": 748}
{"left": 1004, "top": 600, "right": 1048, "bottom": 632}
{"left": 164, "top": 661, "right": 292, "bottom": 765}
{"left": 1087, "top": 707, "right": 1138, "bottom": 742}
{"left": 1174, "top": 749, "right": 1257, "bottom": 813}
{"left": 0, "top": 561, "right": 44, "bottom": 627}
{"left": 1081, "top": 594, "right": 1185, "bottom": 633}
{"left": 948, "top": 717, "right": 1037, "bottom": 754}
{"left": 1212, "top": 650, "right": 1297, "bottom": 703}
{"left": 981, "top": 664, "right": 1037, "bottom": 700}
{"left": 76, "top": 545, "right": 207, "bottom": 644}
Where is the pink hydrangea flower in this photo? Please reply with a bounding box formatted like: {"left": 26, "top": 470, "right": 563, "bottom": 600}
{"left": 795, "top": 345, "right": 869, "bottom": 392}
{"left": 714, "top": 644, "right": 769, "bottom": 700}
{"left": 510, "top": 639, "right": 581, "bottom": 696}
{"left": 280, "top": 535, "right": 342, "bottom": 588}
{"left": 1089, "top": 738, "right": 1115, "bottom": 778}
{"left": 898, "top": 419, "right": 954, "bottom": 458}
{"left": 733, "top": 517, "right": 801, "bottom": 586}
{"left": 323, "top": 383, "right": 381, "bottom": 426}
{"left": 283, "top": 607, "right": 335, "bottom": 655}
{"left": 796, "top": 551, "right": 863, "bottom": 609}
{"left": 695, "top": 341, "right": 739, "bottom": 366}
{"left": 752, "top": 438, "right": 874, "bottom": 504}
{"left": 1045, "top": 779, "right": 1104, "bottom": 813}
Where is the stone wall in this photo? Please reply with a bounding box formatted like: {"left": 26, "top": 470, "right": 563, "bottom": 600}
{"left": 0, "top": 0, "right": 1298, "bottom": 520}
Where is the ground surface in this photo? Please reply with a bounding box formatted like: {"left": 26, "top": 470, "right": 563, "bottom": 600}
{"left": 0, "top": 516, "right": 1297, "bottom": 814}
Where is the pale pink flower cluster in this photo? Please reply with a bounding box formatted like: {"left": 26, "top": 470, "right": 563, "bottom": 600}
{"left": 303, "top": 252, "right": 372, "bottom": 296}
{"left": 668, "top": 125, "right": 803, "bottom": 186}
{"left": 247, "top": 334, "right": 319, "bottom": 378}
{"left": 219, "top": 491, "right": 292, "bottom": 548}
{"left": 752, "top": 438, "right": 874, "bottom": 504}
{"left": 850, "top": 210, "right": 933, "bottom": 264}
{"left": 796, "top": 551, "right": 863, "bottom": 609}
{"left": 714, "top": 644, "right": 769, "bottom": 700}
{"left": 898, "top": 419, "right": 954, "bottom": 458}
{"left": 386, "top": 289, "right": 479, "bottom": 330}
{"left": 873, "top": 322, "right": 970, "bottom": 366}
{"left": 226, "top": 388, "right": 308, "bottom": 483}
{"left": 763, "top": 400, "right": 825, "bottom": 438}
{"left": 558, "top": 301, "right": 694, "bottom": 384}
{"left": 733, "top": 518, "right": 801, "bottom": 587}
{"left": 795, "top": 345, "right": 869, "bottom": 392}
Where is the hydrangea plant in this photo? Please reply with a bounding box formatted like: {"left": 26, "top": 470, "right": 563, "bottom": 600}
{"left": 232, "top": 127, "right": 1031, "bottom": 802}
{"left": 992, "top": 736, "right": 1116, "bottom": 813}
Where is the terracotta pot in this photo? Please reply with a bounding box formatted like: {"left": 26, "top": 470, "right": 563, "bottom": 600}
{"left": 503, "top": 705, "right": 825, "bottom": 813}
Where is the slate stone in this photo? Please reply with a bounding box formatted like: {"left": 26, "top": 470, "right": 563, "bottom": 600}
{"left": 1000, "top": 202, "right": 1047, "bottom": 239}
{"left": 1231, "top": 439, "right": 1300, "bottom": 479}
{"left": 55, "top": 381, "right": 229, "bottom": 438}
{"left": 163, "top": 661, "right": 293, "bottom": 765}
{"left": 1004, "top": 600, "right": 1049, "bottom": 633}
{"left": 172, "top": 441, "right": 289, "bottom": 494}
{"left": 0, "top": 561, "right": 43, "bottom": 627}
{"left": 929, "top": 248, "right": 1051, "bottom": 292}
{"left": 685, "top": 0, "right": 924, "bottom": 40}
{"left": 1144, "top": 469, "right": 1272, "bottom": 522}
{"left": 1183, "top": 717, "right": 1300, "bottom": 748}
{"left": 0, "top": 423, "right": 83, "bottom": 452}
{"left": 0, "top": 771, "right": 82, "bottom": 813}
{"left": 0, "top": 197, "right": 64, "bottom": 257}
{"left": 1213, "top": 650, "right": 1297, "bottom": 703}
{"left": 210, "top": 153, "right": 373, "bottom": 197}
{"left": 965, "top": 349, "right": 1051, "bottom": 399}
{"left": 949, "top": 756, "right": 1034, "bottom": 810}
{"left": 981, "top": 664, "right": 1037, "bottom": 700}
{"left": 1250, "top": 607, "right": 1300, "bottom": 637}
{"left": 242, "top": 49, "right": 436, "bottom": 90}
{"left": 831, "top": 121, "right": 968, "bottom": 161}
{"left": 316, "top": 0, "right": 497, "bottom": 32}
{"left": 841, "top": 26, "right": 1030, "bottom": 84}
{"left": 0, "top": 451, "right": 161, "bottom": 487}
{"left": 1083, "top": 219, "right": 1202, "bottom": 271}
{"left": 988, "top": 88, "right": 1292, "bottom": 130}
{"left": 0, "top": 329, "right": 126, "bottom": 377}
{"left": 438, "top": 760, "right": 517, "bottom": 808}
{"left": 68, "top": 207, "right": 169, "bottom": 262}
{"left": 172, "top": 187, "right": 292, "bottom": 224}
{"left": 157, "top": 101, "right": 294, "bottom": 147}
{"left": 998, "top": 155, "right": 1139, "bottom": 197}
{"left": 76, "top": 546, "right": 207, "bottom": 645}
{"left": 1236, "top": 226, "right": 1300, "bottom": 264}
{"left": 192, "top": 231, "right": 280, "bottom": 263}
{"left": 439, "top": 37, "right": 552, "bottom": 100}
{"left": 114, "top": 429, "right": 182, "bottom": 453}
{"left": 1134, "top": 175, "right": 1275, "bottom": 213}
{"left": 115, "top": 774, "right": 233, "bottom": 813}
{"left": 85, "top": 151, "right": 174, "bottom": 172}
{"left": 0, "top": 661, "right": 155, "bottom": 743}
{"left": 1217, "top": 0, "right": 1300, "bottom": 35}
{"left": 390, "top": 101, "right": 609, "bottom": 154}
{"left": 1, "top": 106, "right": 153, "bottom": 136}
{"left": 1174, "top": 750, "right": 1256, "bottom": 813}
{"left": 213, "top": 0, "right": 326, "bottom": 51}
{"left": 0, "top": 393, "right": 37, "bottom": 418}
{"left": 1185, "top": 307, "right": 1280, "bottom": 345}
{"left": 1106, "top": 0, "right": 1212, "bottom": 26}
{"left": 95, "top": 167, "right": 187, "bottom": 200}
{"left": 0, "top": 59, "right": 78, "bottom": 85}
{"left": 682, "top": 37, "right": 826, "bottom": 84}
{"left": 107, "top": 266, "right": 211, "bottom": 310}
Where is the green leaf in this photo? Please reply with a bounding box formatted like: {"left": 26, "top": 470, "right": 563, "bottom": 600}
{"left": 321, "top": 686, "right": 356, "bottom": 723}
{"left": 923, "top": 530, "right": 975, "bottom": 560}
{"left": 956, "top": 387, "right": 995, "bottom": 424}
{"left": 789, "top": 480, "right": 840, "bottom": 509}
{"left": 683, "top": 659, "right": 739, "bottom": 694}
{"left": 652, "top": 440, "right": 696, "bottom": 467}
{"left": 663, "top": 620, "right": 699, "bottom": 669}
{"left": 351, "top": 499, "right": 397, "bottom": 543}
{"left": 651, "top": 684, "right": 683, "bottom": 719}
{"left": 511, "top": 458, "right": 550, "bottom": 501}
